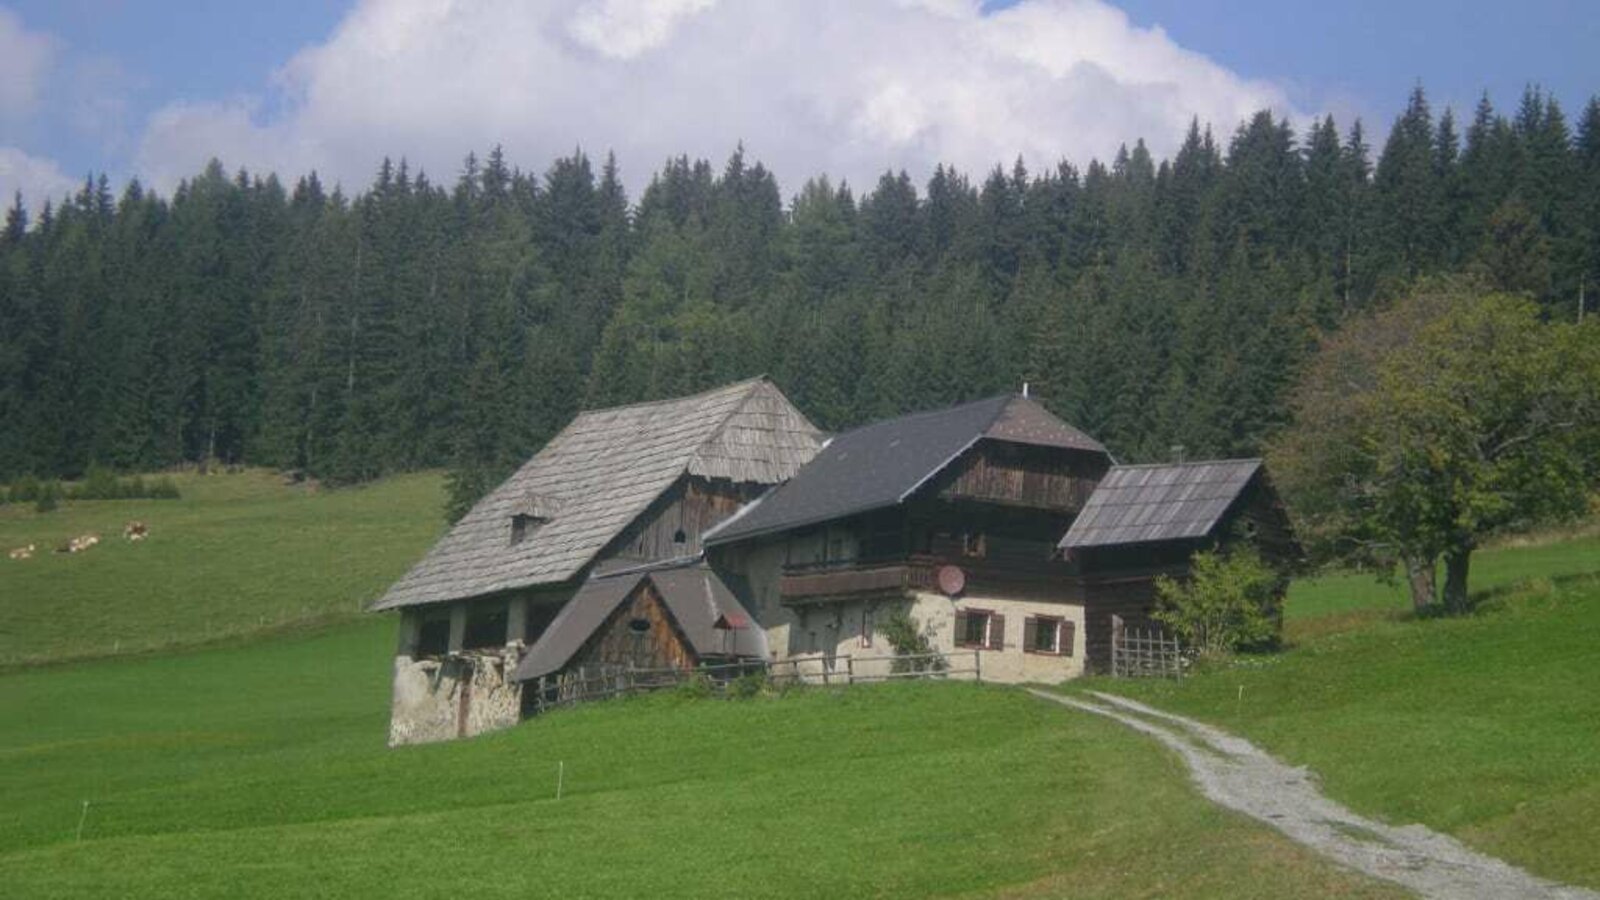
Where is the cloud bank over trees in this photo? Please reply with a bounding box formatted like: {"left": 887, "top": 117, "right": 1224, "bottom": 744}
{"left": 123, "top": 0, "right": 1299, "bottom": 193}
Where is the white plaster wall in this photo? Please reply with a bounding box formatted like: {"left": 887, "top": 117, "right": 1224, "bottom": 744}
{"left": 767, "top": 592, "right": 1085, "bottom": 686}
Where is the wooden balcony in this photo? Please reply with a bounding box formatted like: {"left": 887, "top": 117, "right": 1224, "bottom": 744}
{"left": 779, "top": 558, "right": 937, "bottom": 604}
{"left": 779, "top": 554, "right": 1083, "bottom": 604}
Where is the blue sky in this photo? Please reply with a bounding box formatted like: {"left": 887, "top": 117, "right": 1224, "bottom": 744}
{"left": 0, "top": 0, "right": 1595, "bottom": 212}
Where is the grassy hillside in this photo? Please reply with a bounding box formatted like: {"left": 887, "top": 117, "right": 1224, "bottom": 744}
{"left": 0, "top": 622, "right": 1398, "bottom": 899}
{"left": 1099, "top": 543, "right": 1600, "bottom": 889}
{"left": 1283, "top": 524, "right": 1600, "bottom": 622}
{"left": 0, "top": 470, "right": 445, "bottom": 667}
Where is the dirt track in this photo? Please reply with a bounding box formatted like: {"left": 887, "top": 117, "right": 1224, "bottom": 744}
{"left": 1029, "top": 689, "right": 1599, "bottom": 900}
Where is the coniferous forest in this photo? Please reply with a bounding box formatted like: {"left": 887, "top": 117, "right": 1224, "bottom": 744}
{"left": 2, "top": 86, "right": 1597, "bottom": 519}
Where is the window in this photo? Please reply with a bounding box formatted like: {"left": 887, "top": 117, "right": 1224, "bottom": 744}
{"left": 510, "top": 514, "right": 545, "bottom": 546}
{"left": 860, "top": 607, "right": 874, "bottom": 649}
{"left": 961, "top": 531, "right": 987, "bottom": 558}
{"left": 954, "top": 609, "right": 1004, "bottom": 650}
{"left": 416, "top": 610, "right": 451, "bottom": 657}
{"left": 1025, "top": 616, "right": 1075, "bottom": 657}
{"left": 463, "top": 602, "right": 509, "bottom": 650}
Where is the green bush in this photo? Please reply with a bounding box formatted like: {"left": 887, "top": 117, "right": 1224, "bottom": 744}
{"left": 879, "top": 607, "right": 948, "bottom": 674}
{"left": 79, "top": 464, "right": 123, "bottom": 500}
{"left": 34, "top": 480, "right": 61, "bottom": 513}
{"left": 727, "top": 670, "right": 769, "bottom": 699}
{"left": 673, "top": 671, "right": 714, "bottom": 699}
{"left": 1154, "top": 549, "right": 1284, "bottom": 658}
{"left": 60, "top": 469, "right": 182, "bottom": 501}
{"left": 9, "top": 474, "right": 42, "bottom": 504}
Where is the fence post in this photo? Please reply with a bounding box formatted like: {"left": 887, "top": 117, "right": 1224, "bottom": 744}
{"left": 1111, "top": 614, "right": 1124, "bottom": 678}
{"left": 846, "top": 657, "right": 854, "bottom": 685}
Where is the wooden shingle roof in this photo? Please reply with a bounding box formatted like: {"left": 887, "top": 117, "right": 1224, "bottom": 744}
{"left": 1057, "top": 459, "right": 1262, "bottom": 549}
{"left": 371, "top": 378, "right": 821, "bottom": 611}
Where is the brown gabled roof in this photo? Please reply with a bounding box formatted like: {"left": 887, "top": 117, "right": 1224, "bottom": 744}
{"left": 704, "top": 394, "right": 1107, "bottom": 546}
{"left": 1058, "top": 459, "right": 1262, "bottom": 549}
{"left": 513, "top": 562, "right": 767, "bottom": 681}
{"left": 371, "top": 378, "right": 821, "bottom": 611}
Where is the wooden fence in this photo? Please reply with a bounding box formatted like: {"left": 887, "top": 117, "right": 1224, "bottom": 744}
{"left": 1110, "top": 625, "right": 1183, "bottom": 679}
{"left": 529, "top": 650, "right": 981, "bottom": 715}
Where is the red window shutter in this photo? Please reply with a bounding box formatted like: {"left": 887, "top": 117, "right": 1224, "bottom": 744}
{"left": 953, "top": 609, "right": 969, "bottom": 647}
{"left": 1062, "top": 620, "right": 1076, "bottom": 657}
{"left": 988, "top": 613, "right": 1005, "bottom": 650}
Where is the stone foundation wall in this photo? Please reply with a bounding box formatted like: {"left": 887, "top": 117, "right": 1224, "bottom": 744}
{"left": 388, "top": 649, "right": 523, "bottom": 747}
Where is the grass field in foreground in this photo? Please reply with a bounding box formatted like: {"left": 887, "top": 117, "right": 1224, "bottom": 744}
{"left": 0, "top": 622, "right": 1400, "bottom": 900}
{"left": 0, "top": 470, "right": 445, "bottom": 667}
{"left": 1097, "top": 565, "right": 1600, "bottom": 890}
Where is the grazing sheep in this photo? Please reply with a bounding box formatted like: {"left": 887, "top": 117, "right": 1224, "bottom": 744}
{"left": 7, "top": 544, "right": 34, "bottom": 560}
{"left": 123, "top": 521, "right": 149, "bottom": 541}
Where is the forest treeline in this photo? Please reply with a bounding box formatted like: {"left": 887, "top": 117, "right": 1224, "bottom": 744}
{"left": 1, "top": 86, "right": 1596, "bottom": 518}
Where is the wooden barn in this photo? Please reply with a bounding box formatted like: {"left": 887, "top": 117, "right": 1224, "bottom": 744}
{"left": 1057, "top": 459, "right": 1299, "bottom": 665}
{"left": 370, "top": 378, "right": 823, "bottom": 745}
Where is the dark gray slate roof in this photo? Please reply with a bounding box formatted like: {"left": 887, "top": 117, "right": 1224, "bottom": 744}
{"left": 372, "top": 378, "right": 821, "bottom": 611}
{"left": 1058, "top": 459, "right": 1262, "bottom": 549}
{"left": 705, "top": 395, "right": 1106, "bottom": 546}
{"left": 513, "top": 563, "right": 767, "bottom": 681}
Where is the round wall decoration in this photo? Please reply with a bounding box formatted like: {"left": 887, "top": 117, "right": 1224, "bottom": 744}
{"left": 937, "top": 565, "right": 966, "bottom": 597}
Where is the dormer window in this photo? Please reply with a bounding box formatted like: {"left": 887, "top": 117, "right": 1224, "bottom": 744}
{"left": 511, "top": 514, "right": 543, "bottom": 545}
{"left": 510, "top": 492, "right": 560, "bottom": 546}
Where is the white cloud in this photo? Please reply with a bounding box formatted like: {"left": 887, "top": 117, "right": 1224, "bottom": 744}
{"left": 567, "top": 0, "right": 717, "bottom": 60}
{"left": 0, "top": 146, "right": 78, "bottom": 215}
{"left": 134, "top": 0, "right": 1303, "bottom": 198}
{"left": 0, "top": 5, "right": 56, "bottom": 118}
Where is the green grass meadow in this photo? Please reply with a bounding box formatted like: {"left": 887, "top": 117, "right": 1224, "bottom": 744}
{"left": 1, "top": 470, "right": 1595, "bottom": 896}
{"left": 1098, "top": 538, "right": 1600, "bottom": 888}
{"left": 0, "top": 624, "right": 1398, "bottom": 899}
{"left": 0, "top": 470, "right": 446, "bottom": 666}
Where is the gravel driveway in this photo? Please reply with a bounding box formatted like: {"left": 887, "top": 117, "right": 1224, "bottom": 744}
{"left": 1029, "top": 689, "right": 1599, "bottom": 900}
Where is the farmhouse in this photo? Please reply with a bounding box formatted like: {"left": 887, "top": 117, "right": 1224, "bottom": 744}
{"left": 370, "top": 377, "right": 824, "bottom": 745}
{"left": 702, "top": 394, "right": 1111, "bottom": 682}
{"left": 372, "top": 378, "right": 1295, "bottom": 745}
{"left": 702, "top": 399, "right": 1296, "bottom": 681}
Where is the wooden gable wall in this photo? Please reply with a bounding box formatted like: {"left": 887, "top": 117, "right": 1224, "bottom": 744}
{"left": 932, "top": 440, "right": 1106, "bottom": 512}
{"left": 567, "top": 580, "right": 698, "bottom": 673}
{"left": 604, "top": 476, "right": 766, "bottom": 565}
